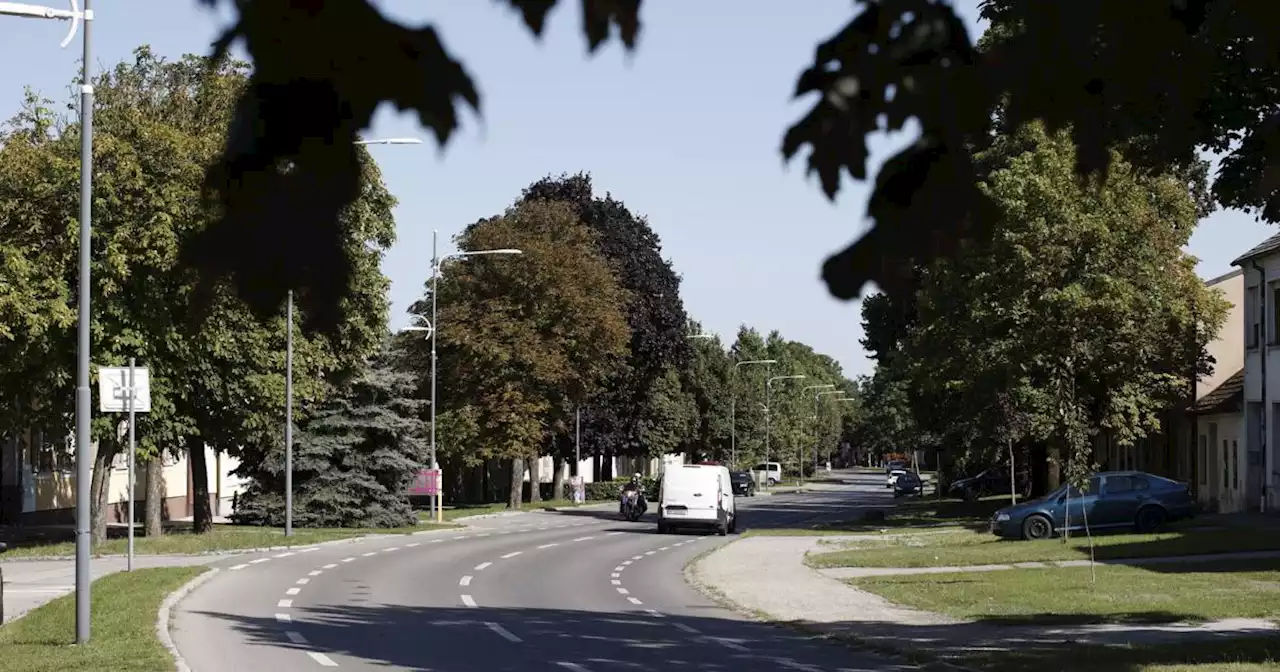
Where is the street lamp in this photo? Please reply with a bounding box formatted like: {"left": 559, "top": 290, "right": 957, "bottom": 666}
{"left": 731, "top": 359, "right": 775, "bottom": 470}
{"left": 765, "top": 374, "right": 806, "bottom": 484}
{"left": 0, "top": 0, "right": 94, "bottom": 645}
{"left": 809, "top": 389, "right": 845, "bottom": 480}
{"left": 427, "top": 229, "right": 522, "bottom": 522}
{"left": 284, "top": 137, "right": 423, "bottom": 538}
{"left": 799, "top": 385, "right": 837, "bottom": 484}
{"left": 824, "top": 396, "right": 858, "bottom": 470}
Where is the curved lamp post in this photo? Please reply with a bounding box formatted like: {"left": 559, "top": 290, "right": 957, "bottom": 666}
{"left": 765, "top": 374, "right": 806, "bottom": 486}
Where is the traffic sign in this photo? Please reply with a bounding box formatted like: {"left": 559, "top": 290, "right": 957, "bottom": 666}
{"left": 97, "top": 365, "right": 151, "bottom": 413}
{"left": 409, "top": 468, "right": 442, "bottom": 496}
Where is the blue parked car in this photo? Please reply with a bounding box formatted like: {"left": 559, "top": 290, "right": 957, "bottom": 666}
{"left": 989, "top": 471, "right": 1198, "bottom": 540}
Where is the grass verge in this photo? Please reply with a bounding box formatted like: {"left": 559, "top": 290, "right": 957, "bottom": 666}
{"left": 809, "top": 525, "right": 1280, "bottom": 569}
{"left": 3, "top": 521, "right": 457, "bottom": 559}
{"left": 851, "top": 558, "right": 1280, "bottom": 626}
{"left": 957, "top": 635, "right": 1280, "bottom": 672}
{"left": 747, "top": 496, "right": 1008, "bottom": 537}
{"left": 425, "top": 498, "right": 593, "bottom": 522}
{"left": 0, "top": 565, "right": 205, "bottom": 671}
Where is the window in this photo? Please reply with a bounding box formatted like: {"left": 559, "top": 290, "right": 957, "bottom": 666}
{"left": 1198, "top": 435, "right": 1208, "bottom": 485}
{"left": 1273, "top": 284, "right": 1280, "bottom": 344}
{"left": 1131, "top": 476, "right": 1150, "bottom": 491}
{"left": 1233, "top": 439, "right": 1240, "bottom": 489}
{"left": 1249, "top": 285, "right": 1262, "bottom": 348}
{"left": 33, "top": 430, "right": 73, "bottom": 474}
{"left": 1224, "top": 439, "right": 1231, "bottom": 490}
{"left": 1103, "top": 475, "right": 1135, "bottom": 495}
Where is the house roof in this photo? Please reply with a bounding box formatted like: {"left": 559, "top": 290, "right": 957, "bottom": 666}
{"left": 1193, "top": 368, "right": 1244, "bottom": 414}
{"left": 1232, "top": 232, "right": 1280, "bottom": 267}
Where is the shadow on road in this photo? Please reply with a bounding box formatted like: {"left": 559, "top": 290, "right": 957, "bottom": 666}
{"left": 191, "top": 600, "right": 1280, "bottom": 672}
{"left": 193, "top": 602, "right": 919, "bottom": 672}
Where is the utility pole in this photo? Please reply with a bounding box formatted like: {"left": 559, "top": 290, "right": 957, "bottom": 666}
{"left": 285, "top": 290, "right": 293, "bottom": 537}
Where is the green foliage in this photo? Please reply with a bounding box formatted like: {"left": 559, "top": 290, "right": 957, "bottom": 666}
{"left": 413, "top": 199, "right": 632, "bottom": 465}
{"left": 232, "top": 344, "right": 426, "bottom": 528}
{"left": 184, "top": 1, "right": 1278, "bottom": 341}
{"left": 858, "top": 122, "right": 1230, "bottom": 488}
{"left": 584, "top": 477, "right": 658, "bottom": 503}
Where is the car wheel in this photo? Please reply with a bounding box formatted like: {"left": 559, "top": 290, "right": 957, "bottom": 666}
{"left": 1021, "top": 514, "right": 1053, "bottom": 541}
{"left": 728, "top": 515, "right": 738, "bottom": 534}
{"left": 1135, "top": 506, "right": 1167, "bottom": 534}
{"left": 717, "top": 515, "right": 728, "bottom": 536}
{"left": 768, "top": 478, "right": 778, "bottom": 486}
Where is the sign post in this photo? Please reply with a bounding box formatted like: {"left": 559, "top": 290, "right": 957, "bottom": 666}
{"left": 97, "top": 362, "right": 151, "bottom": 572}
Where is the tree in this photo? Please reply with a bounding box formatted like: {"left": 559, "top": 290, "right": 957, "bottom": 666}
{"left": 519, "top": 174, "right": 691, "bottom": 463}
{"left": 411, "top": 198, "right": 631, "bottom": 509}
{"left": 232, "top": 343, "right": 426, "bottom": 528}
{"left": 182, "top": 0, "right": 1278, "bottom": 336}
{"left": 679, "top": 321, "right": 733, "bottom": 463}
{"left": 865, "top": 122, "right": 1230, "bottom": 493}
{"left": 0, "top": 48, "right": 393, "bottom": 538}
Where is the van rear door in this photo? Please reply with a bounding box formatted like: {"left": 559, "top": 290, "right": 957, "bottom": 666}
{"left": 661, "top": 467, "right": 719, "bottom": 522}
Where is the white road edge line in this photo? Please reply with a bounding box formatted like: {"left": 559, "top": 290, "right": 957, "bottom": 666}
{"left": 485, "top": 622, "right": 523, "bottom": 643}
{"left": 296, "top": 578, "right": 311, "bottom": 585}
{"left": 461, "top": 594, "right": 478, "bottom": 607}
{"left": 308, "top": 571, "right": 323, "bottom": 577}
{"left": 275, "top": 552, "right": 295, "bottom": 558}
{"left": 323, "top": 564, "right": 338, "bottom": 570}
{"left": 275, "top": 613, "right": 292, "bottom": 623}
{"left": 613, "top": 567, "right": 625, "bottom": 572}
{"left": 286, "top": 588, "right": 301, "bottom": 596}
{"left": 229, "top": 564, "right": 249, "bottom": 571}
{"left": 277, "top": 599, "right": 293, "bottom": 608}
{"left": 537, "top": 543, "right": 559, "bottom": 549}
{"left": 250, "top": 558, "right": 270, "bottom": 565}
{"left": 627, "top": 596, "right": 643, "bottom": 605}
{"left": 308, "top": 652, "right": 340, "bottom": 667}
{"left": 475, "top": 562, "right": 492, "bottom": 571}
{"left": 616, "top": 587, "right": 629, "bottom": 595}
{"left": 407, "top": 542, "right": 421, "bottom": 548}
{"left": 556, "top": 663, "right": 591, "bottom": 672}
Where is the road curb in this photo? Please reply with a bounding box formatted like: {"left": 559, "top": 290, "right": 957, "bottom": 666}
{"left": 157, "top": 566, "right": 220, "bottom": 672}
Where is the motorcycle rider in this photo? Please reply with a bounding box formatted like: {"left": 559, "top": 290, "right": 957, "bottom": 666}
{"left": 619, "top": 472, "right": 647, "bottom": 515}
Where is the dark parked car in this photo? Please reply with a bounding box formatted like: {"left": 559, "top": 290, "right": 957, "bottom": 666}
{"left": 949, "top": 467, "right": 1031, "bottom": 501}
{"left": 989, "top": 471, "right": 1197, "bottom": 540}
{"left": 730, "top": 471, "right": 756, "bottom": 497}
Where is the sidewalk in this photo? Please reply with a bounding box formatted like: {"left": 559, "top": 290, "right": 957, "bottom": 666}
{"left": 2, "top": 555, "right": 217, "bottom": 624}
{"left": 688, "top": 535, "right": 1280, "bottom": 662}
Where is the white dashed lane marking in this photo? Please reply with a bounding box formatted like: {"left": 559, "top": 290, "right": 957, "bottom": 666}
{"left": 308, "top": 652, "right": 339, "bottom": 667}
{"left": 500, "top": 551, "right": 522, "bottom": 559}
{"left": 485, "top": 622, "right": 523, "bottom": 643}
{"left": 475, "top": 562, "right": 492, "bottom": 571}
{"left": 277, "top": 599, "right": 293, "bottom": 608}
{"left": 461, "top": 594, "right": 478, "bottom": 608}
{"left": 459, "top": 575, "right": 473, "bottom": 587}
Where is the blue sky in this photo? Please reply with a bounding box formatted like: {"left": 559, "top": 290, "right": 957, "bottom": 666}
{"left": 0, "top": 1, "right": 1270, "bottom": 378}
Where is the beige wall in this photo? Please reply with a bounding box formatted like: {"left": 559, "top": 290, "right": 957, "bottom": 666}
{"left": 1200, "top": 269, "right": 1244, "bottom": 397}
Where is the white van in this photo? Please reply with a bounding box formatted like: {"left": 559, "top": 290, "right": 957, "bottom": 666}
{"left": 657, "top": 464, "right": 736, "bottom": 535}
{"left": 751, "top": 461, "right": 783, "bottom": 486}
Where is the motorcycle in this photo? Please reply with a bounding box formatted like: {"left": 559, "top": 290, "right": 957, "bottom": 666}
{"left": 620, "top": 486, "right": 646, "bottom": 521}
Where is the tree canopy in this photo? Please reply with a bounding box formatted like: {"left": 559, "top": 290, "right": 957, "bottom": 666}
{"left": 856, "top": 121, "right": 1229, "bottom": 491}
{"left": 187, "top": 0, "right": 1278, "bottom": 334}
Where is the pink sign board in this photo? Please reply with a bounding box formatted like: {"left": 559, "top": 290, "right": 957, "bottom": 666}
{"left": 409, "top": 468, "right": 442, "bottom": 496}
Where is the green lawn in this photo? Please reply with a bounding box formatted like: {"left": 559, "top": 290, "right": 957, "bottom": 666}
{"left": 960, "top": 636, "right": 1280, "bottom": 672}
{"left": 852, "top": 558, "right": 1280, "bottom": 626}
{"left": 809, "top": 526, "right": 1280, "bottom": 569}
{"left": 0, "top": 566, "right": 206, "bottom": 671}
{"left": 748, "top": 496, "right": 1009, "bottom": 537}
{"left": 424, "top": 498, "right": 589, "bottom": 522}
{"left": 3, "top": 520, "right": 456, "bottom": 559}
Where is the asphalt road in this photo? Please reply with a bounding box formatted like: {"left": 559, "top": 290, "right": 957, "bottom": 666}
{"left": 173, "top": 471, "right": 915, "bottom": 671}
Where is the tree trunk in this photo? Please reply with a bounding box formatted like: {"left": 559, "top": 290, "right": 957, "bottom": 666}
{"left": 507, "top": 457, "right": 524, "bottom": 509}
{"left": 592, "top": 454, "right": 601, "bottom": 481}
{"left": 145, "top": 455, "right": 165, "bottom": 538}
{"left": 529, "top": 453, "right": 542, "bottom": 503}
{"left": 602, "top": 454, "right": 614, "bottom": 481}
{"left": 186, "top": 436, "right": 213, "bottom": 533}
{"left": 552, "top": 455, "right": 567, "bottom": 501}
{"left": 90, "top": 435, "right": 120, "bottom": 546}
{"left": 1047, "top": 439, "right": 1063, "bottom": 492}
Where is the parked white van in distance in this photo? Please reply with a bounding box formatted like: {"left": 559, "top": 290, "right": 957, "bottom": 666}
{"left": 751, "top": 461, "right": 783, "bottom": 486}
{"left": 657, "top": 464, "right": 736, "bottom": 536}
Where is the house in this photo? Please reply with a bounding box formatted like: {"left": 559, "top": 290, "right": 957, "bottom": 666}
{"left": 1092, "top": 269, "right": 1244, "bottom": 511}
{"left": 1233, "top": 232, "right": 1280, "bottom": 512}
{"left": 0, "top": 427, "right": 247, "bottom": 526}
{"left": 1189, "top": 269, "right": 1247, "bottom": 512}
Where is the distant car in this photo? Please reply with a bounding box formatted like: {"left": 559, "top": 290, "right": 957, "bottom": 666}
{"left": 893, "top": 471, "right": 923, "bottom": 498}
{"left": 886, "top": 468, "right": 907, "bottom": 489}
{"left": 989, "top": 471, "right": 1198, "bottom": 540}
{"left": 884, "top": 460, "right": 907, "bottom": 474}
{"left": 730, "top": 471, "right": 756, "bottom": 497}
{"left": 751, "top": 462, "right": 783, "bottom": 486}
{"left": 949, "top": 468, "right": 1030, "bottom": 501}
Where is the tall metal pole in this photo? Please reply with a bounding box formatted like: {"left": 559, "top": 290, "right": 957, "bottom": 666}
{"left": 575, "top": 407, "right": 581, "bottom": 467}
{"left": 285, "top": 290, "right": 293, "bottom": 537}
{"left": 765, "top": 381, "right": 772, "bottom": 473}
{"left": 430, "top": 229, "right": 440, "bottom": 523}
{"left": 73, "top": 0, "right": 95, "bottom": 643}
{"left": 729, "top": 396, "right": 736, "bottom": 470}
{"left": 127, "top": 358, "right": 135, "bottom": 571}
